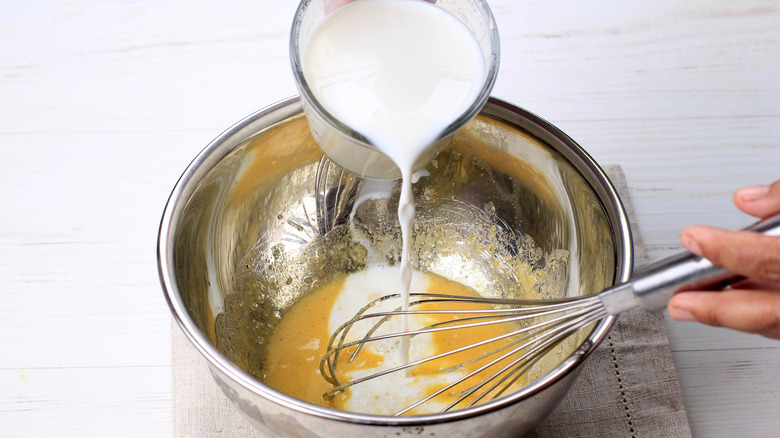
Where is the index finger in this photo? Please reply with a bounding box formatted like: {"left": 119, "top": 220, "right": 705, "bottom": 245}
{"left": 681, "top": 225, "right": 780, "bottom": 284}
{"left": 733, "top": 180, "right": 780, "bottom": 219}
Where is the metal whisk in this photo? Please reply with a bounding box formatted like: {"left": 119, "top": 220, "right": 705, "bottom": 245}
{"left": 320, "top": 214, "right": 780, "bottom": 415}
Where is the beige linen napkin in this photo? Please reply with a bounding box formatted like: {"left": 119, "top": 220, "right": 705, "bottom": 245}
{"left": 172, "top": 165, "right": 692, "bottom": 437}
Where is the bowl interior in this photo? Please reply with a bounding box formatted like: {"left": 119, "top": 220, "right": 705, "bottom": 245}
{"left": 165, "top": 97, "right": 629, "bottom": 416}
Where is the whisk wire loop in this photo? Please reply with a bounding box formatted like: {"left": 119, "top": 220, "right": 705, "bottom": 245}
{"left": 320, "top": 292, "right": 608, "bottom": 413}
{"left": 321, "top": 292, "right": 591, "bottom": 388}
{"left": 402, "top": 299, "right": 607, "bottom": 414}
{"left": 449, "top": 303, "right": 608, "bottom": 411}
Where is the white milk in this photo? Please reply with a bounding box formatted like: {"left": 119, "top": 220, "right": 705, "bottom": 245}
{"left": 327, "top": 266, "right": 458, "bottom": 414}
{"left": 303, "top": 0, "right": 485, "bottom": 365}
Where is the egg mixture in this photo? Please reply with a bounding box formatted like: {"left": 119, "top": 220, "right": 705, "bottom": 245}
{"left": 261, "top": 266, "right": 526, "bottom": 415}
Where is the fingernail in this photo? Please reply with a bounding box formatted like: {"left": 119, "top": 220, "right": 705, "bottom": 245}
{"left": 736, "top": 185, "right": 770, "bottom": 202}
{"left": 681, "top": 233, "right": 703, "bottom": 256}
{"left": 668, "top": 307, "right": 696, "bottom": 322}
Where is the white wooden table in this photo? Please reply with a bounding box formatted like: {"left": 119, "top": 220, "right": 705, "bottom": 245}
{"left": 1, "top": 1, "right": 778, "bottom": 436}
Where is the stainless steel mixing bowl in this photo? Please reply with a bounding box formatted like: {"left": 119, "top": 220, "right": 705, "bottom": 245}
{"left": 158, "top": 96, "right": 633, "bottom": 437}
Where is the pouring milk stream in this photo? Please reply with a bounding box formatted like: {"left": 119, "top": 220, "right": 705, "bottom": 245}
{"left": 302, "top": 0, "right": 486, "bottom": 365}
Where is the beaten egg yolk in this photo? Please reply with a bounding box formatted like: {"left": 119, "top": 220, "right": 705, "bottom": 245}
{"left": 261, "top": 270, "right": 526, "bottom": 415}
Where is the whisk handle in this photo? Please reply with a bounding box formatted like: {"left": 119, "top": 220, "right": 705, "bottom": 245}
{"left": 600, "top": 212, "right": 780, "bottom": 314}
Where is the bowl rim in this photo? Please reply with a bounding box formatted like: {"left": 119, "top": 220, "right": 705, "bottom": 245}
{"left": 157, "top": 95, "right": 634, "bottom": 425}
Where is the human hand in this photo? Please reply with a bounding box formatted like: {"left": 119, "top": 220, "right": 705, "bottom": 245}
{"left": 667, "top": 180, "right": 780, "bottom": 339}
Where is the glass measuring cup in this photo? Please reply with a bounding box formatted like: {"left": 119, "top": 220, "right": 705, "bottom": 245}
{"left": 290, "top": 0, "right": 501, "bottom": 180}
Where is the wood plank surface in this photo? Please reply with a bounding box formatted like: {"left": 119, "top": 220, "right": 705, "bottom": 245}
{"left": 1, "top": 0, "right": 778, "bottom": 436}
